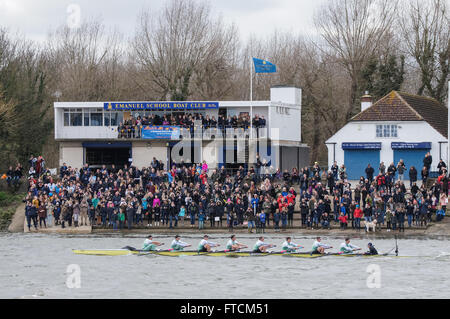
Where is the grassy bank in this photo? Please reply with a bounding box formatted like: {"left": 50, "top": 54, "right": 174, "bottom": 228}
{"left": 0, "top": 191, "right": 25, "bottom": 230}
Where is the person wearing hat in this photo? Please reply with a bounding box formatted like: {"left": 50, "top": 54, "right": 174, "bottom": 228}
{"left": 170, "top": 235, "right": 191, "bottom": 251}
{"left": 142, "top": 235, "right": 164, "bottom": 251}
{"left": 364, "top": 243, "right": 378, "bottom": 255}
{"left": 226, "top": 235, "right": 248, "bottom": 252}
{"left": 198, "top": 235, "right": 220, "bottom": 253}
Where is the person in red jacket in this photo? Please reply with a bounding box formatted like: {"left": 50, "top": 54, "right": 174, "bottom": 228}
{"left": 338, "top": 212, "right": 348, "bottom": 230}
{"left": 286, "top": 193, "right": 295, "bottom": 205}
{"left": 376, "top": 173, "right": 385, "bottom": 191}
{"left": 200, "top": 171, "right": 208, "bottom": 185}
{"left": 353, "top": 205, "right": 363, "bottom": 230}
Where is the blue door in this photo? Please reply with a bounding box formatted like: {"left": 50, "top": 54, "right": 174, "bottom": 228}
{"left": 393, "top": 149, "right": 430, "bottom": 179}
{"left": 344, "top": 150, "right": 380, "bottom": 180}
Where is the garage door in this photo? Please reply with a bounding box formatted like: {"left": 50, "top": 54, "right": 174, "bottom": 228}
{"left": 344, "top": 149, "right": 380, "bottom": 180}
{"left": 393, "top": 149, "right": 430, "bottom": 179}
{"left": 83, "top": 142, "right": 132, "bottom": 168}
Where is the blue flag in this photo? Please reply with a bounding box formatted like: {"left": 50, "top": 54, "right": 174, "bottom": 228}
{"left": 253, "top": 58, "right": 276, "bottom": 73}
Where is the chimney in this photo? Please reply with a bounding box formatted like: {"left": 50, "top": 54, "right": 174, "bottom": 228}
{"left": 361, "top": 91, "right": 373, "bottom": 112}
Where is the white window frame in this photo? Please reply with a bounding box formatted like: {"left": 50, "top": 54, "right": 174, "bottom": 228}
{"left": 376, "top": 124, "right": 398, "bottom": 138}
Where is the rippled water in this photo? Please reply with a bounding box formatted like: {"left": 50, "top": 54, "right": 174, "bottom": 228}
{"left": 1, "top": 232, "right": 450, "bottom": 299}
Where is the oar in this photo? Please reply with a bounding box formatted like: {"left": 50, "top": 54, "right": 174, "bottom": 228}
{"left": 281, "top": 246, "right": 304, "bottom": 254}
{"left": 197, "top": 249, "right": 233, "bottom": 256}
{"left": 395, "top": 235, "right": 399, "bottom": 256}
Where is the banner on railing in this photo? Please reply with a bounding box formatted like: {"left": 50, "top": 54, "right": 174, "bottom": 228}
{"left": 141, "top": 126, "right": 181, "bottom": 140}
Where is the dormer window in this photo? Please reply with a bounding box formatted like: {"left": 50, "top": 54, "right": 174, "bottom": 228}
{"left": 376, "top": 124, "right": 397, "bottom": 138}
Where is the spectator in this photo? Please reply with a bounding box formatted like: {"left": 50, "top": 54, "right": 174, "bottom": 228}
{"left": 409, "top": 166, "right": 418, "bottom": 187}
{"left": 365, "top": 164, "right": 374, "bottom": 182}
{"left": 423, "top": 153, "right": 432, "bottom": 171}
{"left": 397, "top": 160, "right": 406, "bottom": 182}
{"left": 338, "top": 212, "right": 348, "bottom": 230}
{"left": 379, "top": 162, "right": 386, "bottom": 175}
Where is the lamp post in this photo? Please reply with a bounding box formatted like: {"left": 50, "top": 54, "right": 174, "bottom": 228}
{"left": 53, "top": 90, "right": 62, "bottom": 102}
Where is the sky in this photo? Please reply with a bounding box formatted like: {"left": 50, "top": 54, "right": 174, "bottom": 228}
{"left": 0, "top": 0, "right": 326, "bottom": 43}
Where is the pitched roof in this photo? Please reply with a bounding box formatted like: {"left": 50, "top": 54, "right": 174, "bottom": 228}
{"left": 351, "top": 91, "right": 448, "bottom": 138}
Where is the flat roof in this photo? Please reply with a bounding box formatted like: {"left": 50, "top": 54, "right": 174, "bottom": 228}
{"left": 54, "top": 101, "right": 271, "bottom": 109}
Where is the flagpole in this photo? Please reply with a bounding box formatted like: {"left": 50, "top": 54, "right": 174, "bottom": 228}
{"left": 447, "top": 80, "right": 450, "bottom": 169}
{"left": 250, "top": 56, "right": 253, "bottom": 140}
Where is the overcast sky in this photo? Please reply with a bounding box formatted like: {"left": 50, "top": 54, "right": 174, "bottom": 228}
{"left": 0, "top": 0, "right": 325, "bottom": 43}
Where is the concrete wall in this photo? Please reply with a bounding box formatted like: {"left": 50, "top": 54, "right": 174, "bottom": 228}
{"left": 326, "top": 121, "right": 448, "bottom": 171}
{"left": 59, "top": 142, "right": 83, "bottom": 169}
{"left": 298, "top": 145, "right": 311, "bottom": 168}
{"left": 280, "top": 145, "right": 310, "bottom": 171}
{"left": 202, "top": 140, "right": 220, "bottom": 169}
{"left": 269, "top": 87, "right": 302, "bottom": 142}
{"left": 132, "top": 141, "right": 167, "bottom": 169}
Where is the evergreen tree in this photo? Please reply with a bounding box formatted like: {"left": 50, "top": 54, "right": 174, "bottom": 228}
{"left": 0, "top": 30, "right": 52, "bottom": 170}
{"left": 362, "top": 54, "right": 405, "bottom": 100}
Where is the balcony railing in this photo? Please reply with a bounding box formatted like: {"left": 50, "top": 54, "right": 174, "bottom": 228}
{"left": 117, "top": 125, "right": 268, "bottom": 140}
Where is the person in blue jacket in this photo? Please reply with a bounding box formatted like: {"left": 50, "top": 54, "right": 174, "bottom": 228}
{"left": 25, "top": 202, "right": 38, "bottom": 231}
{"left": 259, "top": 211, "right": 266, "bottom": 233}
{"left": 251, "top": 194, "right": 259, "bottom": 214}
{"left": 436, "top": 206, "right": 445, "bottom": 222}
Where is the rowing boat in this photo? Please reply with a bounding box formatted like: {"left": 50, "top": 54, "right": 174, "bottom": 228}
{"left": 72, "top": 249, "right": 322, "bottom": 258}
{"left": 72, "top": 249, "right": 406, "bottom": 258}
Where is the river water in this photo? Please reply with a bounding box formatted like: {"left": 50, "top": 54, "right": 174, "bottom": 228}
{"left": 1, "top": 232, "right": 449, "bottom": 299}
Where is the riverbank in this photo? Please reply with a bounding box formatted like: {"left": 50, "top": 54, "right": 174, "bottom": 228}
{"left": 86, "top": 218, "right": 449, "bottom": 239}
{"left": 7, "top": 207, "right": 450, "bottom": 238}
{"left": 5, "top": 178, "right": 449, "bottom": 238}
{"left": 0, "top": 191, "right": 25, "bottom": 231}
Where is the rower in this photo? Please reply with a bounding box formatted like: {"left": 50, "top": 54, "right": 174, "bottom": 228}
{"left": 339, "top": 238, "right": 361, "bottom": 254}
{"left": 364, "top": 243, "right": 378, "bottom": 255}
{"left": 253, "top": 236, "right": 275, "bottom": 253}
{"left": 311, "top": 237, "right": 333, "bottom": 255}
{"left": 226, "top": 235, "right": 248, "bottom": 252}
{"left": 171, "top": 235, "right": 191, "bottom": 251}
{"left": 282, "top": 237, "right": 303, "bottom": 253}
{"left": 198, "top": 235, "right": 220, "bottom": 252}
{"left": 142, "top": 235, "right": 164, "bottom": 251}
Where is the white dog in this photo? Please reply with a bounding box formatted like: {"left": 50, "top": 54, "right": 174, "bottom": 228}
{"left": 364, "top": 219, "right": 377, "bottom": 232}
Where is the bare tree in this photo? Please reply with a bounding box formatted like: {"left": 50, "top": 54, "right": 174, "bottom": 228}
{"left": 45, "top": 20, "right": 127, "bottom": 101}
{"left": 400, "top": 0, "right": 449, "bottom": 103}
{"left": 314, "top": 0, "right": 398, "bottom": 121}
{"left": 131, "top": 0, "right": 239, "bottom": 101}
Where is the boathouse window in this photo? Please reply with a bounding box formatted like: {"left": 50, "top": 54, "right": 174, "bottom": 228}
{"left": 376, "top": 124, "right": 397, "bottom": 138}
{"left": 64, "top": 109, "right": 83, "bottom": 127}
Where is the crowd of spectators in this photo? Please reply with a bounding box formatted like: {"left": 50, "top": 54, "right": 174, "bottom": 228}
{"left": 21, "top": 155, "right": 447, "bottom": 232}
{"left": 2, "top": 164, "right": 23, "bottom": 188}
{"left": 323, "top": 154, "right": 448, "bottom": 231}
{"left": 1, "top": 155, "right": 48, "bottom": 189}
{"left": 118, "top": 113, "right": 267, "bottom": 139}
